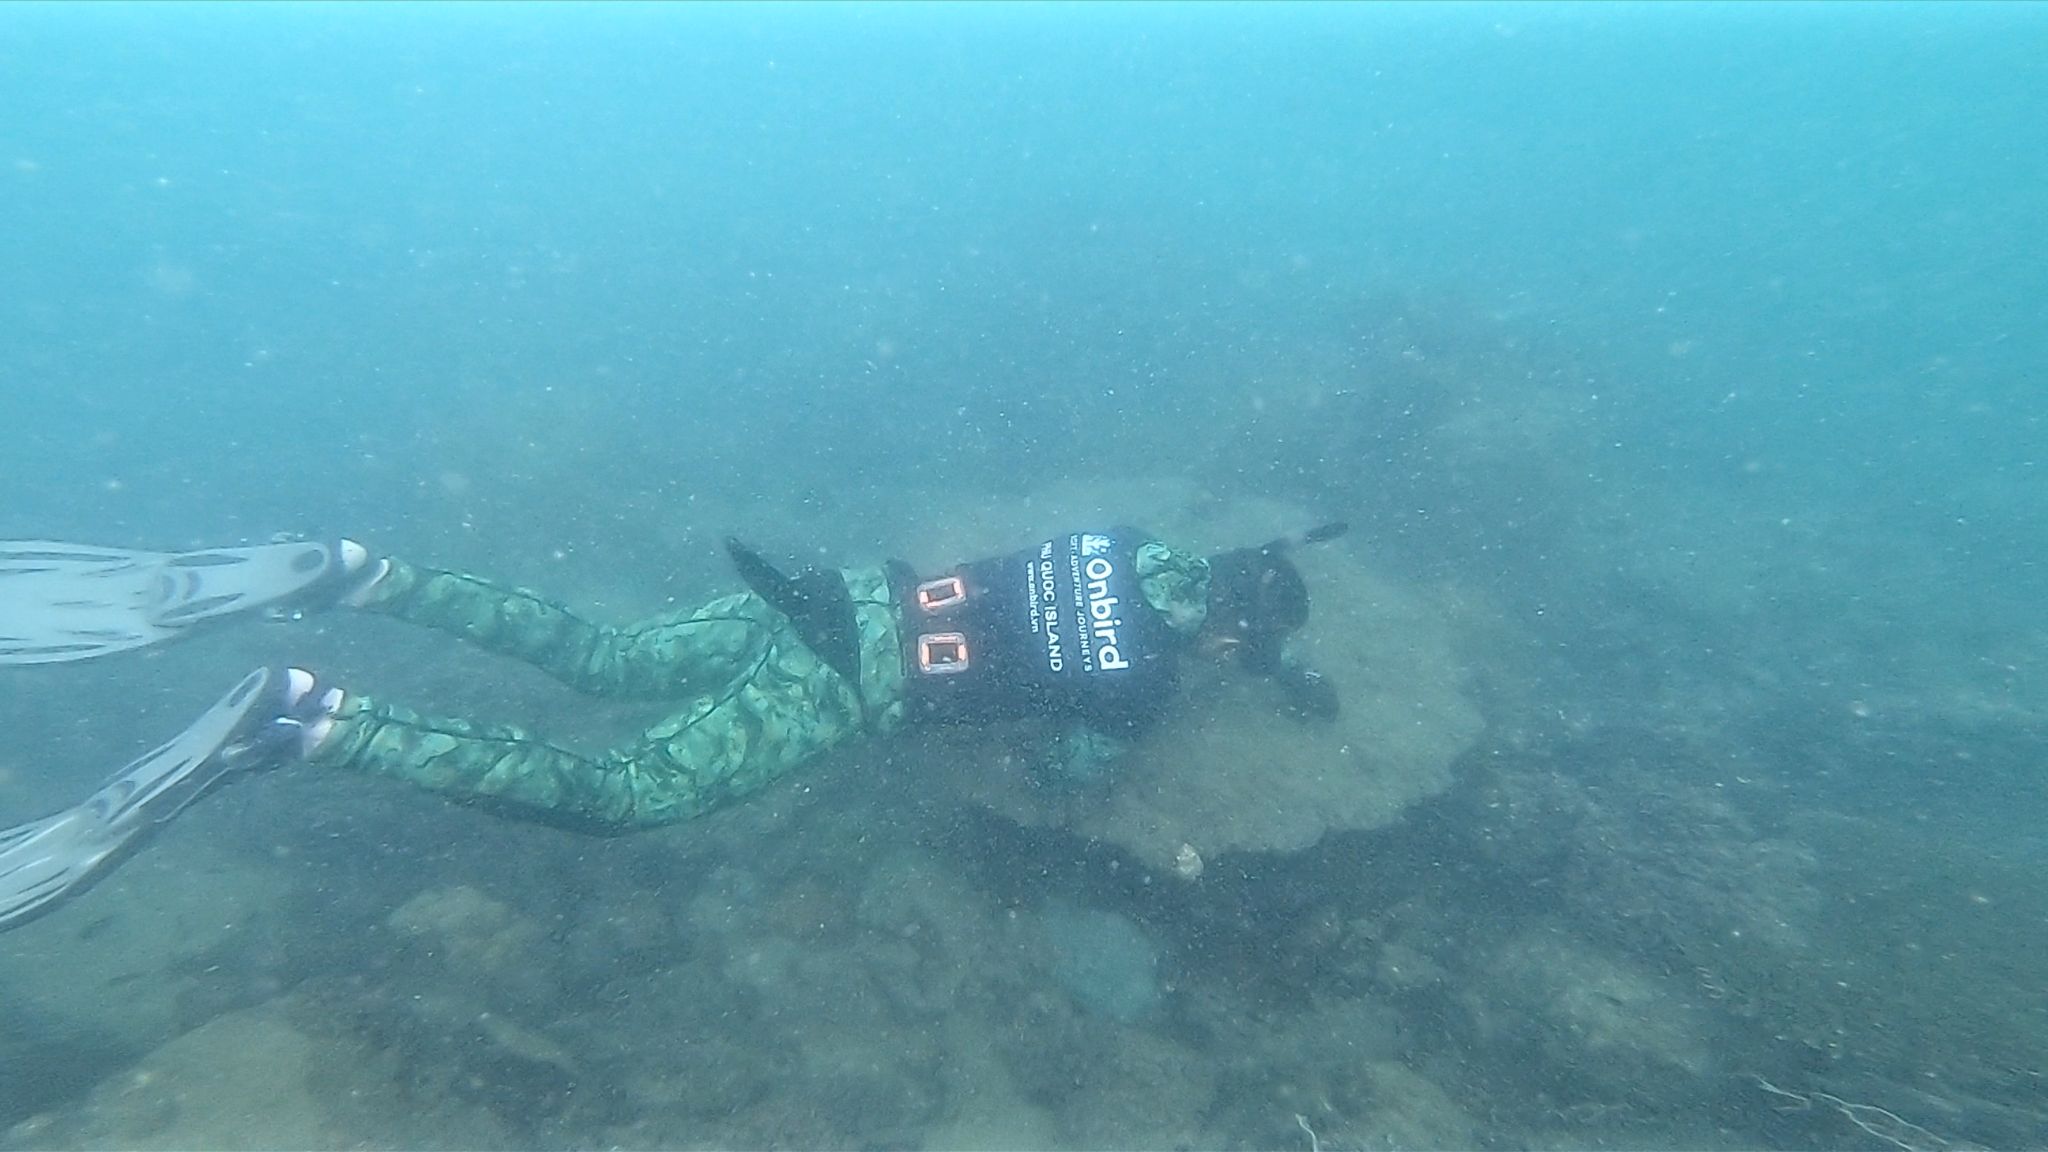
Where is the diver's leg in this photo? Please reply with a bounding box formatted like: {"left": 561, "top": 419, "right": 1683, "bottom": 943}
{"left": 310, "top": 623, "right": 871, "bottom": 831}
{"left": 306, "top": 695, "right": 650, "bottom": 830}
{"left": 350, "top": 557, "right": 778, "bottom": 700}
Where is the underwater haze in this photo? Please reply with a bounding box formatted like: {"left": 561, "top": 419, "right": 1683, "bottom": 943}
{"left": 2, "top": 2, "right": 2044, "bottom": 1148}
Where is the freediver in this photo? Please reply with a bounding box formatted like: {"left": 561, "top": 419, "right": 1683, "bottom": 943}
{"left": 0, "top": 523, "right": 1344, "bottom": 930}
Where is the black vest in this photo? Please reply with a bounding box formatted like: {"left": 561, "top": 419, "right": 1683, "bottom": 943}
{"left": 894, "top": 530, "right": 1183, "bottom": 730}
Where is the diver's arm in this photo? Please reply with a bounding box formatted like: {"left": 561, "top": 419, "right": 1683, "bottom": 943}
{"left": 1272, "top": 653, "right": 1340, "bottom": 721}
{"left": 1247, "top": 638, "right": 1340, "bottom": 722}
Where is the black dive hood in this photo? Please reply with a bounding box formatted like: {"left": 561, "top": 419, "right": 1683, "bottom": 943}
{"left": 1206, "top": 521, "right": 1348, "bottom": 672}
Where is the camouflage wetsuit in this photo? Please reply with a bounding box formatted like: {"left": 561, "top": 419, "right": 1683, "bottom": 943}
{"left": 309, "top": 542, "right": 1210, "bottom": 830}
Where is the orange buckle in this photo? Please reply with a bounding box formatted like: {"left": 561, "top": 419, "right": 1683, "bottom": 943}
{"left": 915, "top": 575, "right": 968, "bottom": 612}
{"left": 917, "top": 632, "right": 971, "bottom": 675}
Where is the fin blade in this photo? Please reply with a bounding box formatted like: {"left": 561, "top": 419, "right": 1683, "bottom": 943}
{"left": 0, "top": 540, "right": 339, "bottom": 664}
{"left": 0, "top": 668, "right": 274, "bottom": 932}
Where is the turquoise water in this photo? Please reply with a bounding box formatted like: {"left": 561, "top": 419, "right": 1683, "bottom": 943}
{"left": 1, "top": 3, "right": 2043, "bottom": 1148}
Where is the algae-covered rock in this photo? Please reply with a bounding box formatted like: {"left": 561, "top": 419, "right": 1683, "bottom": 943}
{"left": 1036, "top": 898, "right": 1163, "bottom": 1023}
{"left": 1052, "top": 1026, "right": 1217, "bottom": 1150}
{"left": 2, "top": 997, "right": 513, "bottom": 1151}
{"left": 1334, "top": 1060, "right": 1484, "bottom": 1152}
{"left": 5, "top": 1005, "right": 337, "bottom": 1151}
{"left": 386, "top": 883, "right": 557, "bottom": 1007}
{"left": 855, "top": 846, "right": 1008, "bottom": 1017}
{"left": 1472, "top": 928, "right": 1715, "bottom": 1084}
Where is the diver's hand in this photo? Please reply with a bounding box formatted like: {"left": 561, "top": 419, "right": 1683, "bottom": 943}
{"left": 1276, "top": 664, "right": 1340, "bottom": 722}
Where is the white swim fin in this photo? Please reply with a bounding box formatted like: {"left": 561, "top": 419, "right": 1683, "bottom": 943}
{"left": 0, "top": 666, "right": 326, "bottom": 932}
{"left": 0, "top": 539, "right": 356, "bottom": 664}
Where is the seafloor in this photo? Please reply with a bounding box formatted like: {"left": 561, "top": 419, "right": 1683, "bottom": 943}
{"left": 1, "top": 301, "right": 2041, "bottom": 1150}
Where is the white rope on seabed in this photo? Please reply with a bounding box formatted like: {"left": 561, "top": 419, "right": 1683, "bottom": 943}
{"left": 1754, "top": 1075, "right": 1972, "bottom": 1152}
